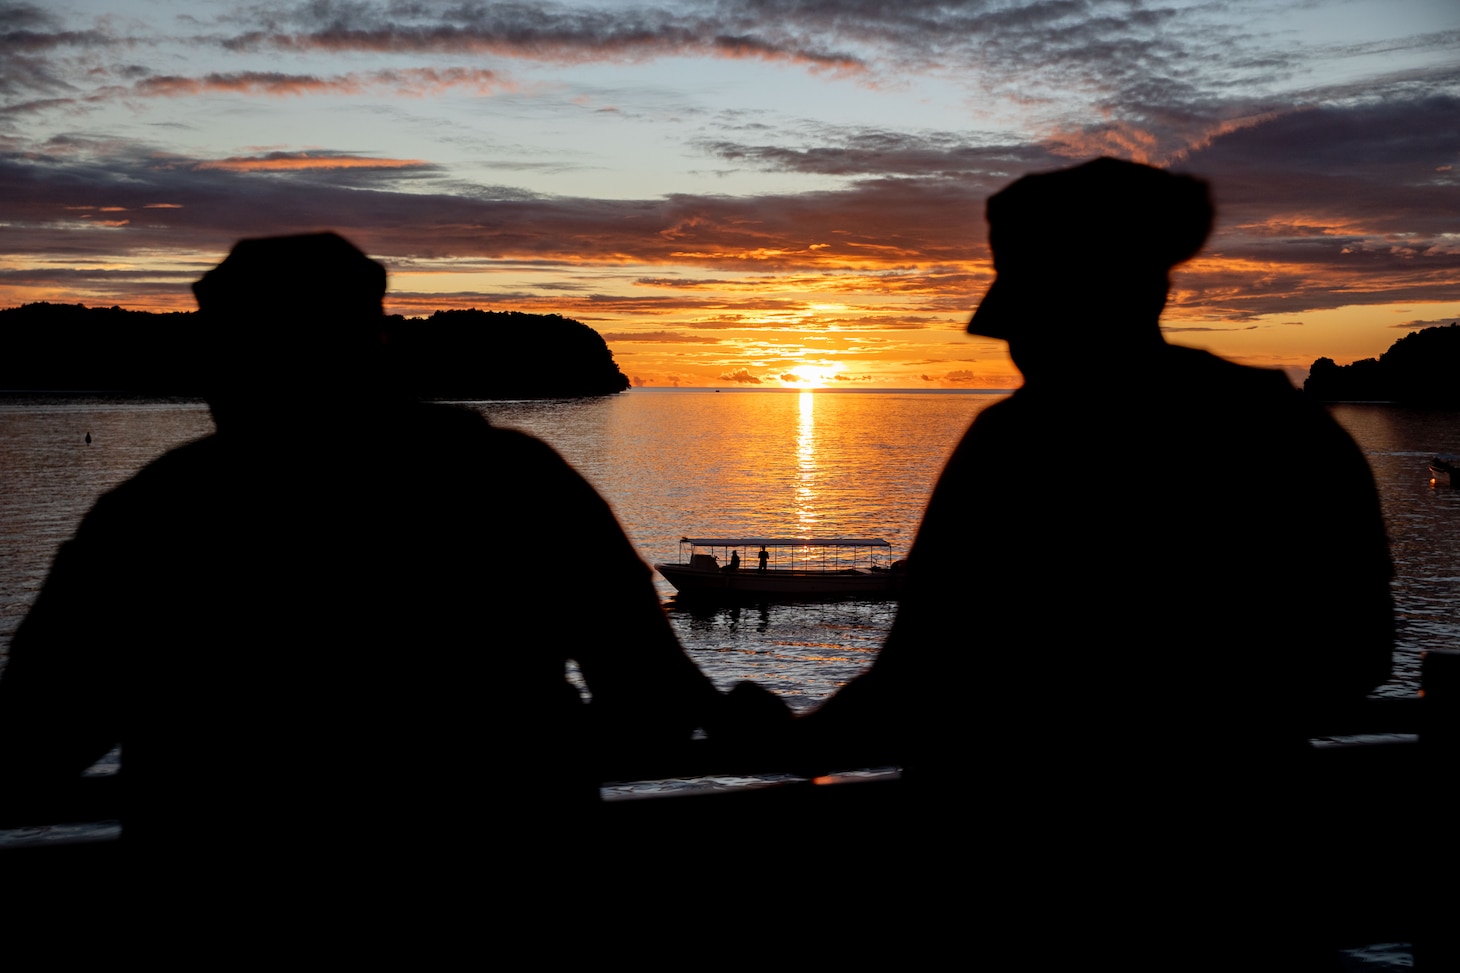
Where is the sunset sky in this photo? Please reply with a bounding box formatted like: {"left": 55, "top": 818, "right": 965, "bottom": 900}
{"left": 3, "top": 0, "right": 1457, "bottom": 389}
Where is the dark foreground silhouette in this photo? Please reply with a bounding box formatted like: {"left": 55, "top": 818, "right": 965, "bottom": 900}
{"left": 802, "top": 158, "right": 1401, "bottom": 969}
{"left": 0, "top": 233, "right": 779, "bottom": 931}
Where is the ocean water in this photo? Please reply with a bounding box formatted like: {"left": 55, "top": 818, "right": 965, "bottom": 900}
{"left": 476, "top": 388, "right": 997, "bottom": 707}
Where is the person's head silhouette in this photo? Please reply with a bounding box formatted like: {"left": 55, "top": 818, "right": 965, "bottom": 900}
{"left": 969, "top": 157, "right": 1213, "bottom": 379}
{"left": 192, "top": 232, "right": 390, "bottom": 425}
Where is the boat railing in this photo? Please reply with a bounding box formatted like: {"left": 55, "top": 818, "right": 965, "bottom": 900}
{"left": 676, "top": 537, "right": 896, "bottom": 573}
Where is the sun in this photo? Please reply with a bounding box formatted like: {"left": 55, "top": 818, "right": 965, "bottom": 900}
{"left": 787, "top": 364, "right": 833, "bottom": 387}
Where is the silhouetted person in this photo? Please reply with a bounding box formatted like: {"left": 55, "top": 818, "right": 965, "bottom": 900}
{"left": 757, "top": 546, "right": 769, "bottom": 571}
{"left": 0, "top": 233, "right": 765, "bottom": 917}
{"left": 727, "top": 549, "right": 741, "bottom": 571}
{"left": 804, "top": 159, "right": 1394, "bottom": 967}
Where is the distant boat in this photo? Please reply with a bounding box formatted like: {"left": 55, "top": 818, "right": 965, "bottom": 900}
{"left": 655, "top": 537, "right": 906, "bottom": 600}
{"left": 1430, "top": 454, "right": 1458, "bottom": 487}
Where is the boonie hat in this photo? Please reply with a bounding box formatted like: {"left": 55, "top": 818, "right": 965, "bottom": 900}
{"left": 969, "top": 158, "right": 1213, "bottom": 339}
{"left": 193, "top": 232, "right": 386, "bottom": 321}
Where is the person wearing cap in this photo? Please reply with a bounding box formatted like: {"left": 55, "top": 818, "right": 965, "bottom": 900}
{"left": 0, "top": 232, "right": 778, "bottom": 906}
{"left": 802, "top": 158, "right": 1394, "bottom": 964}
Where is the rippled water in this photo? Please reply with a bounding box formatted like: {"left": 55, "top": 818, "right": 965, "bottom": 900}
{"left": 477, "top": 389, "right": 987, "bottom": 559}
{"left": 477, "top": 389, "right": 994, "bottom": 706}
{"left": 1328, "top": 404, "right": 1460, "bottom": 694}
{"left": 0, "top": 397, "right": 216, "bottom": 647}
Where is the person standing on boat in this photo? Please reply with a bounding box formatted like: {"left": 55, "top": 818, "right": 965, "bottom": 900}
{"left": 0, "top": 232, "right": 783, "bottom": 911}
{"left": 758, "top": 546, "right": 769, "bottom": 572}
{"left": 802, "top": 158, "right": 1395, "bottom": 966}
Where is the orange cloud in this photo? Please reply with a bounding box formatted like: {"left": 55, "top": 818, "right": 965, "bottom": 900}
{"left": 599, "top": 331, "right": 720, "bottom": 343}
{"left": 195, "top": 153, "right": 428, "bottom": 172}
{"left": 136, "top": 74, "right": 340, "bottom": 97}
{"left": 133, "top": 69, "right": 509, "bottom": 100}
{"left": 718, "top": 367, "right": 763, "bottom": 384}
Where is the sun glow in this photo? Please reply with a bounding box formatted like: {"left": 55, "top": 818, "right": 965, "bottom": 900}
{"left": 786, "top": 364, "right": 835, "bottom": 387}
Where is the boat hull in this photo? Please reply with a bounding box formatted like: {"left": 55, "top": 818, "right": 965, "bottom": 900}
{"left": 655, "top": 563, "right": 903, "bottom": 600}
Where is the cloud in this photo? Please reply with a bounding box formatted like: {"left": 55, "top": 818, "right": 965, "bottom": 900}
{"left": 4, "top": 112, "right": 1458, "bottom": 324}
{"left": 0, "top": 3, "right": 111, "bottom": 55}
{"left": 1149, "top": 93, "right": 1460, "bottom": 319}
{"left": 1162, "top": 323, "right": 1261, "bottom": 333}
{"left": 697, "top": 130, "right": 1055, "bottom": 180}
{"left": 134, "top": 68, "right": 511, "bottom": 99}
{"left": 0, "top": 2, "right": 54, "bottom": 33}
{"left": 219, "top": 2, "right": 866, "bottom": 74}
{"left": 599, "top": 330, "right": 719, "bottom": 343}
{"left": 0, "top": 1, "right": 114, "bottom": 101}
{"left": 176, "top": 0, "right": 1427, "bottom": 178}
{"left": 718, "top": 367, "right": 762, "bottom": 384}
{"left": 3, "top": 30, "right": 1459, "bottom": 327}
{"left": 1390, "top": 317, "right": 1460, "bottom": 330}
{"left": 194, "top": 152, "right": 431, "bottom": 172}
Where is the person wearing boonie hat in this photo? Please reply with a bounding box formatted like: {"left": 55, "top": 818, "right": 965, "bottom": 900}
{"left": 0, "top": 231, "right": 781, "bottom": 924}
{"left": 801, "top": 157, "right": 1395, "bottom": 967}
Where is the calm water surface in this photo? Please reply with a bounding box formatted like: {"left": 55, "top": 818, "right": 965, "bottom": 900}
{"left": 477, "top": 388, "right": 995, "bottom": 707}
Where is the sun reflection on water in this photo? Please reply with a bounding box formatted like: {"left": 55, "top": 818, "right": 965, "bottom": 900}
{"left": 796, "top": 390, "right": 817, "bottom": 533}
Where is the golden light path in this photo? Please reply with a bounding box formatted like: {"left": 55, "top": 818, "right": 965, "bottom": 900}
{"left": 796, "top": 389, "right": 818, "bottom": 535}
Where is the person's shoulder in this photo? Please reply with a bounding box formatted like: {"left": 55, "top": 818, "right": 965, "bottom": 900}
{"left": 1161, "top": 346, "right": 1370, "bottom": 470}
{"left": 391, "top": 402, "right": 552, "bottom": 456}
{"left": 1161, "top": 345, "right": 1295, "bottom": 396}
{"left": 966, "top": 388, "right": 1025, "bottom": 426}
{"left": 956, "top": 388, "right": 1038, "bottom": 447}
{"left": 386, "top": 405, "right": 596, "bottom": 501}
{"left": 405, "top": 402, "right": 546, "bottom": 446}
{"left": 107, "top": 433, "right": 226, "bottom": 493}
{"left": 399, "top": 400, "right": 492, "bottom": 436}
{"left": 459, "top": 409, "right": 572, "bottom": 465}
{"left": 66, "top": 434, "right": 226, "bottom": 543}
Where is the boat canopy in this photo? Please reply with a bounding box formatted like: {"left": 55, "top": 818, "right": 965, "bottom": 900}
{"left": 680, "top": 537, "right": 890, "bottom": 548}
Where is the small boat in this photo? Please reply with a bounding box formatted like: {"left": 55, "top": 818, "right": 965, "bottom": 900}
{"left": 654, "top": 537, "right": 906, "bottom": 600}
{"left": 1430, "top": 453, "right": 1458, "bottom": 487}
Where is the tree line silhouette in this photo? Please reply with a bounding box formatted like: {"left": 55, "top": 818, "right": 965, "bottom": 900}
{"left": 0, "top": 303, "right": 631, "bottom": 398}
{"left": 1305, "top": 323, "right": 1460, "bottom": 405}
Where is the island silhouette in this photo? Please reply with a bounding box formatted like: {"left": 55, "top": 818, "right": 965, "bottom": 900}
{"left": 0, "top": 302, "right": 630, "bottom": 398}
{"left": 1306, "top": 322, "right": 1460, "bottom": 405}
